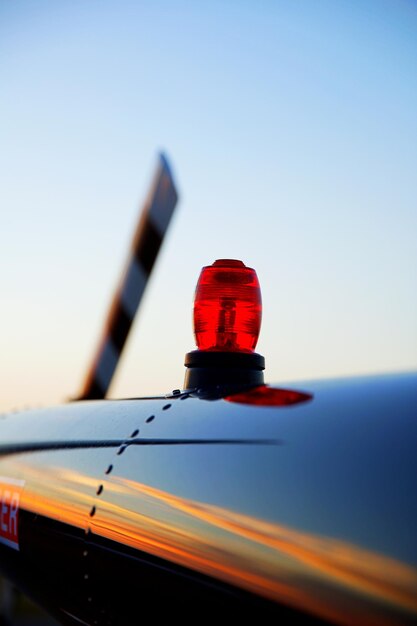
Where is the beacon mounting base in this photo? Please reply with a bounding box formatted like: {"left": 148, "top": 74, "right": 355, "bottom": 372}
{"left": 184, "top": 349, "right": 265, "bottom": 389}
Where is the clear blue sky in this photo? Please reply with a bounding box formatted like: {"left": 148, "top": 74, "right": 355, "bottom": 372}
{"left": 1, "top": 0, "right": 416, "bottom": 410}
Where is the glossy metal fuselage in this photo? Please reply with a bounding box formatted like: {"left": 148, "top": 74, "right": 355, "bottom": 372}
{"left": 0, "top": 373, "right": 416, "bottom": 624}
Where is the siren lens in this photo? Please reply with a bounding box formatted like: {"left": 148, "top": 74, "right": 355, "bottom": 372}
{"left": 193, "top": 259, "right": 262, "bottom": 352}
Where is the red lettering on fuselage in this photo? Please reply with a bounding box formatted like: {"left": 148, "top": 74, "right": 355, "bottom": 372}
{"left": 0, "top": 478, "right": 24, "bottom": 550}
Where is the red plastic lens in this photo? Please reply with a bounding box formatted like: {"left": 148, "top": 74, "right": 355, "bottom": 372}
{"left": 225, "top": 385, "right": 313, "bottom": 406}
{"left": 193, "top": 259, "right": 262, "bottom": 352}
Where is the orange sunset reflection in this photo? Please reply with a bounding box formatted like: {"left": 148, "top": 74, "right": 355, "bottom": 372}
{"left": 9, "top": 459, "right": 417, "bottom": 626}
{"left": 91, "top": 476, "right": 417, "bottom": 626}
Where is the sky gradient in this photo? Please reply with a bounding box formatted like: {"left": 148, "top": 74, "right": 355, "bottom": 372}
{"left": 1, "top": 0, "right": 416, "bottom": 411}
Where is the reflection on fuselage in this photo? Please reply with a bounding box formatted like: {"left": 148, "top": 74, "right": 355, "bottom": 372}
{"left": 11, "top": 457, "right": 416, "bottom": 626}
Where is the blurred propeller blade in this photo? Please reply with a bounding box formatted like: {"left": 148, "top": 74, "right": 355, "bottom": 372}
{"left": 77, "top": 153, "right": 178, "bottom": 400}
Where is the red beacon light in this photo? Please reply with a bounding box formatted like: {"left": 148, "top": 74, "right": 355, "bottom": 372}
{"left": 183, "top": 259, "right": 312, "bottom": 407}
{"left": 184, "top": 259, "right": 265, "bottom": 390}
{"left": 193, "top": 259, "right": 262, "bottom": 353}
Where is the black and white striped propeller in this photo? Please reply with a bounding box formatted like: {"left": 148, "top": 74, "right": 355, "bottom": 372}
{"left": 77, "top": 153, "right": 178, "bottom": 400}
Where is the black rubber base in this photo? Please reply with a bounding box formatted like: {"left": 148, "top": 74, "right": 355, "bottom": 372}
{"left": 184, "top": 350, "right": 265, "bottom": 389}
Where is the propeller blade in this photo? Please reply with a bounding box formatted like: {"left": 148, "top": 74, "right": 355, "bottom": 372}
{"left": 77, "top": 153, "right": 178, "bottom": 400}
